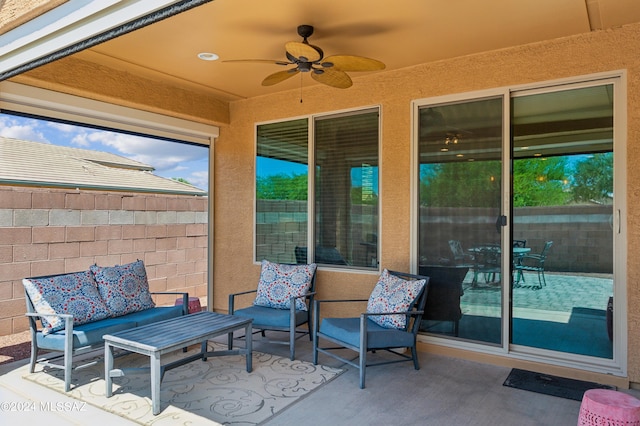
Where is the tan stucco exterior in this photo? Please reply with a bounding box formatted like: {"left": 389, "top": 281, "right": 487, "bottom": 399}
{"left": 7, "top": 21, "right": 640, "bottom": 386}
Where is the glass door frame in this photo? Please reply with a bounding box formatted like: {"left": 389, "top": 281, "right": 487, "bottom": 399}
{"left": 411, "top": 71, "right": 627, "bottom": 377}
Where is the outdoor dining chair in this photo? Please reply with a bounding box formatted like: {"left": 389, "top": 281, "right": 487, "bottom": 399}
{"left": 514, "top": 241, "right": 554, "bottom": 289}
{"left": 312, "top": 269, "right": 429, "bottom": 388}
{"left": 228, "top": 260, "right": 317, "bottom": 360}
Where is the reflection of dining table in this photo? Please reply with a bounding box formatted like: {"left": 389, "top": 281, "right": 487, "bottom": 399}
{"left": 468, "top": 246, "right": 531, "bottom": 256}
{"left": 467, "top": 245, "right": 531, "bottom": 284}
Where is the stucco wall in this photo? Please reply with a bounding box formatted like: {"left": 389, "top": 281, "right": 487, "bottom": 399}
{"left": 0, "top": 186, "right": 208, "bottom": 335}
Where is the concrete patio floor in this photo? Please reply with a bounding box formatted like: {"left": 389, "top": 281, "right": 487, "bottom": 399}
{"left": 2, "top": 333, "right": 639, "bottom": 426}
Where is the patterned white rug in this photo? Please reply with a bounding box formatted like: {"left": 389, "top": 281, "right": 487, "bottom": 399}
{"left": 23, "top": 343, "right": 343, "bottom": 425}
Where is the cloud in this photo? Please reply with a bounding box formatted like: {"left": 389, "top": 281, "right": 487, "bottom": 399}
{"left": 47, "top": 122, "right": 77, "bottom": 133}
{"left": 187, "top": 171, "right": 209, "bottom": 190}
{"left": 84, "top": 131, "right": 208, "bottom": 172}
{"left": 0, "top": 116, "right": 49, "bottom": 143}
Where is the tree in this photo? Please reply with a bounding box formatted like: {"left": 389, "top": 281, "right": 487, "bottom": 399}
{"left": 512, "top": 157, "right": 570, "bottom": 207}
{"left": 172, "top": 177, "right": 193, "bottom": 186}
{"left": 420, "top": 156, "right": 571, "bottom": 207}
{"left": 420, "top": 161, "right": 501, "bottom": 207}
{"left": 256, "top": 173, "right": 308, "bottom": 200}
{"left": 571, "top": 153, "right": 613, "bottom": 204}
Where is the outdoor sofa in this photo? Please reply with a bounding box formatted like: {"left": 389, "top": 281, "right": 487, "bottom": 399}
{"left": 22, "top": 259, "right": 188, "bottom": 391}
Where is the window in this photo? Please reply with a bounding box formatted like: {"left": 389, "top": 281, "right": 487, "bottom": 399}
{"left": 256, "top": 108, "right": 379, "bottom": 269}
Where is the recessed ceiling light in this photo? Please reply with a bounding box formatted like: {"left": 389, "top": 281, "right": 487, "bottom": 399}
{"left": 198, "top": 52, "right": 219, "bottom": 61}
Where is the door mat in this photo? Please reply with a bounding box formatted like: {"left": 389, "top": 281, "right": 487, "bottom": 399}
{"left": 503, "top": 368, "right": 615, "bottom": 401}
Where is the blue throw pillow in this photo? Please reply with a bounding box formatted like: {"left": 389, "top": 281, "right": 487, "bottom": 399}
{"left": 366, "top": 269, "right": 426, "bottom": 329}
{"left": 254, "top": 260, "right": 317, "bottom": 311}
{"left": 90, "top": 260, "right": 155, "bottom": 317}
{"left": 23, "top": 271, "right": 110, "bottom": 335}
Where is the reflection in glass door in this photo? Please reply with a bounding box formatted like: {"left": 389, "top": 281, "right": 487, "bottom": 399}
{"left": 511, "top": 84, "right": 614, "bottom": 359}
{"left": 417, "top": 96, "right": 504, "bottom": 345}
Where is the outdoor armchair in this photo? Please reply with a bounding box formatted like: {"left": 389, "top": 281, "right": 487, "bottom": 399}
{"left": 312, "top": 269, "right": 429, "bottom": 388}
{"left": 228, "top": 260, "right": 317, "bottom": 360}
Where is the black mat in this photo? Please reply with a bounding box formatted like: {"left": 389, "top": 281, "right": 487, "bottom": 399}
{"left": 503, "top": 368, "right": 615, "bottom": 401}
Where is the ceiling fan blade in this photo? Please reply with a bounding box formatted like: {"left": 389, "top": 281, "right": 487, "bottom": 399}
{"left": 223, "top": 59, "right": 291, "bottom": 66}
{"left": 323, "top": 55, "right": 385, "bottom": 71}
{"left": 262, "top": 69, "right": 299, "bottom": 86}
{"left": 311, "top": 69, "right": 352, "bottom": 89}
{"left": 285, "top": 41, "right": 321, "bottom": 62}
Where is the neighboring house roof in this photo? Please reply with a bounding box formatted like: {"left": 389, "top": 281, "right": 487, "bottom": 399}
{"left": 0, "top": 137, "right": 207, "bottom": 195}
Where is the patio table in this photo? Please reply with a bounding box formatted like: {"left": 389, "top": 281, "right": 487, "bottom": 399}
{"left": 104, "top": 311, "right": 252, "bottom": 415}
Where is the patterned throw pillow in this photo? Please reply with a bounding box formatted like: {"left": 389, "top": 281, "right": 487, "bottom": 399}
{"left": 254, "top": 260, "right": 317, "bottom": 311}
{"left": 366, "top": 269, "right": 426, "bottom": 329}
{"left": 90, "top": 260, "right": 155, "bottom": 317}
{"left": 23, "top": 271, "right": 110, "bottom": 335}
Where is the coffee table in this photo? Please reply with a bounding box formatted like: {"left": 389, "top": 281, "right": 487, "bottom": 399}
{"left": 104, "top": 311, "right": 252, "bottom": 415}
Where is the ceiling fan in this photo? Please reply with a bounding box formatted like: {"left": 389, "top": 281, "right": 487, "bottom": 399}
{"left": 224, "top": 25, "right": 385, "bottom": 89}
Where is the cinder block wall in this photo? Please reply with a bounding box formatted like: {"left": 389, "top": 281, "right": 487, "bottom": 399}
{"left": 0, "top": 185, "right": 208, "bottom": 336}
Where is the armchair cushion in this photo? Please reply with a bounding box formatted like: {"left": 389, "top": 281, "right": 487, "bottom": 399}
{"left": 90, "top": 259, "right": 155, "bottom": 317}
{"left": 367, "top": 269, "right": 426, "bottom": 329}
{"left": 22, "top": 271, "right": 110, "bottom": 335}
{"left": 254, "top": 260, "right": 317, "bottom": 311}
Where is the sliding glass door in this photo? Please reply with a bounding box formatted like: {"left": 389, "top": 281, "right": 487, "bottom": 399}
{"left": 415, "top": 75, "right": 623, "bottom": 371}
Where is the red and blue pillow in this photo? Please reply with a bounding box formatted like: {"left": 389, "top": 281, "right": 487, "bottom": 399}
{"left": 254, "top": 260, "right": 317, "bottom": 311}
{"left": 23, "top": 270, "right": 110, "bottom": 335}
{"left": 90, "top": 259, "right": 155, "bottom": 317}
{"left": 366, "top": 269, "right": 426, "bottom": 329}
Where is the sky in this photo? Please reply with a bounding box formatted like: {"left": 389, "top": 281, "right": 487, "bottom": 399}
{"left": 0, "top": 113, "right": 210, "bottom": 191}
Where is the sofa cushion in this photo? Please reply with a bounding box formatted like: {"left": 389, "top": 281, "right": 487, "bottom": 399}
{"left": 91, "top": 260, "right": 155, "bottom": 318}
{"left": 254, "top": 260, "right": 316, "bottom": 311}
{"left": 366, "top": 269, "right": 426, "bottom": 330}
{"left": 23, "top": 271, "right": 110, "bottom": 335}
{"left": 123, "top": 305, "right": 185, "bottom": 327}
{"left": 36, "top": 316, "right": 136, "bottom": 351}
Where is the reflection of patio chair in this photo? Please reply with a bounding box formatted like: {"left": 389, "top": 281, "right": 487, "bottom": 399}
{"left": 513, "top": 239, "right": 527, "bottom": 248}
{"left": 294, "top": 246, "right": 349, "bottom": 266}
{"left": 418, "top": 265, "right": 467, "bottom": 336}
{"left": 514, "top": 241, "right": 553, "bottom": 289}
{"left": 473, "top": 246, "right": 501, "bottom": 284}
{"left": 229, "top": 260, "right": 317, "bottom": 360}
{"left": 448, "top": 240, "right": 474, "bottom": 265}
{"left": 313, "top": 269, "right": 429, "bottom": 388}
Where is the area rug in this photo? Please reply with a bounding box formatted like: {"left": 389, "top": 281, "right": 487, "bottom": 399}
{"left": 503, "top": 368, "right": 614, "bottom": 401}
{"left": 23, "top": 343, "right": 343, "bottom": 425}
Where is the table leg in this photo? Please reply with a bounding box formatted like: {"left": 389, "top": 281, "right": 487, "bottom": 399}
{"left": 105, "top": 342, "right": 114, "bottom": 397}
{"left": 245, "top": 322, "right": 252, "bottom": 373}
{"left": 150, "top": 352, "right": 161, "bottom": 415}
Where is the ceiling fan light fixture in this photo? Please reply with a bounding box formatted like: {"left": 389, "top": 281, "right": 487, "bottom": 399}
{"left": 197, "top": 52, "right": 219, "bottom": 61}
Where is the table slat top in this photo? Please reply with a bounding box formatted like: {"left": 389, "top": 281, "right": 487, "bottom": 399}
{"left": 103, "top": 311, "right": 250, "bottom": 351}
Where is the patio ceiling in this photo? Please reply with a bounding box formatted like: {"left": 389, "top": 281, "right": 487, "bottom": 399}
{"left": 3, "top": 0, "right": 639, "bottom": 105}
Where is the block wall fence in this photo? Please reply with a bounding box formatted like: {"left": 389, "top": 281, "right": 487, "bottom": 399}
{"left": 0, "top": 186, "right": 208, "bottom": 336}
{"left": 257, "top": 200, "right": 613, "bottom": 273}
